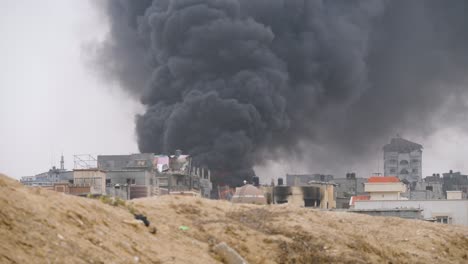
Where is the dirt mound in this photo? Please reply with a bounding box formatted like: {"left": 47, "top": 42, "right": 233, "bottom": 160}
{"left": 1, "top": 173, "right": 467, "bottom": 263}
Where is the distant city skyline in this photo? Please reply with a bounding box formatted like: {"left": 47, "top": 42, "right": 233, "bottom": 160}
{"left": 2, "top": 1, "right": 468, "bottom": 180}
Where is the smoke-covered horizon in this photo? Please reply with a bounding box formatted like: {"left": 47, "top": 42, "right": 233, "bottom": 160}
{"left": 90, "top": 0, "right": 468, "bottom": 185}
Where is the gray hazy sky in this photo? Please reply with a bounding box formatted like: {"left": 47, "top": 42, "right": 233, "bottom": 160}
{"left": 1, "top": 0, "right": 467, "bottom": 180}
{"left": 0, "top": 0, "right": 142, "bottom": 178}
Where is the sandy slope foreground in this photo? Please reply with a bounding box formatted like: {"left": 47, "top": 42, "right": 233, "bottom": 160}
{"left": 1, "top": 174, "right": 467, "bottom": 264}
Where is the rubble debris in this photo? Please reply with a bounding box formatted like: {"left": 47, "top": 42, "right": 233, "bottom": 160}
{"left": 134, "top": 214, "right": 150, "bottom": 227}
{"left": 213, "top": 242, "right": 248, "bottom": 264}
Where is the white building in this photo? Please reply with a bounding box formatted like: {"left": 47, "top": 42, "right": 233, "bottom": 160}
{"left": 355, "top": 199, "right": 468, "bottom": 226}
{"left": 383, "top": 137, "right": 423, "bottom": 184}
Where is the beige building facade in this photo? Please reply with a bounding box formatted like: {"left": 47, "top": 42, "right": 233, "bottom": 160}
{"left": 365, "top": 177, "right": 406, "bottom": 201}
{"left": 73, "top": 169, "right": 106, "bottom": 195}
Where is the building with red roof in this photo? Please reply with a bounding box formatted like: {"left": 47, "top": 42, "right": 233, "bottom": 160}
{"left": 365, "top": 176, "right": 407, "bottom": 201}
{"left": 367, "top": 176, "right": 400, "bottom": 183}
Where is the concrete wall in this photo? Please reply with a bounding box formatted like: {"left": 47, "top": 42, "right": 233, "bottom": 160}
{"left": 106, "top": 186, "right": 129, "bottom": 200}
{"left": 69, "top": 186, "right": 91, "bottom": 196}
{"left": 97, "top": 153, "right": 155, "bottom": 171}
{"left": 74, "top": 170, "right": 106, "bottom": 195}
{"left": 264, "top": 185, "right": 336, "bottom": 209}
{"left": 350, "top": 209, "right": 422, "bottom": 220}
{"left": 365, "top": 182, "right": 406, "bottom": 193}
{"left": 53, "top": 183, "right": 90, "bottom": 196}
{"left": 369, "top": 192, "right": 401, "bottom": 201}
{"left": 411, "top": 181, "right": 444, "bottom": 200}
{"left": 106, "top": 170, "right": 151, "bottom": 186}
{"left": 334, "top": 177, "right": 366, "bottom": 198}
{"left": 447, "top": 191, "right": 463, "bottom": 200}
{"left": 355, "top": 200, "right": 468, "bottom": 226}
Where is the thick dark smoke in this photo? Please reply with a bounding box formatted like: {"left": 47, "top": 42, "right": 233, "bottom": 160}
{"left": 92, "top": 0, "right": 468, "bottom": 185}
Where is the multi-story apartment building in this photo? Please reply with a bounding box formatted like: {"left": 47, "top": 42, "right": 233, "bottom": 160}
{"left": 383, "top": 137, "right": 422, "bottom": 184}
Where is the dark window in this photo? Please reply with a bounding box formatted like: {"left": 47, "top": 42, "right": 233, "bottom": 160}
{"left": 412, "top": 168, "right": 418, "bottom": 173}
{"left": 426, "top": 186, "right": 433, "bottom": 191}
{"left": 390, "top": 168, "right": 396, "bottom": 173}
{"left": 126, "top": 178, "right": 136, "bottom": 185}
{"left": 106, "top": 179, "right": 111, "bottom": 186}
{"left": 411, "top": 159, "right": 419, "bottom": 163}
{"left": 400, "top": 160, "right": 409, "bottom": 165}
{"left": 400, "top": 169, "right": 409, "bottom": 174}
{"left": 304, "top": 199, "right": 316, "bottom": 207}
{"left": 436, "top": 216, "right": 451, "bottom": 224}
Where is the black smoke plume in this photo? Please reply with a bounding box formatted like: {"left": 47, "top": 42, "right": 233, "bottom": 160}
{"left": 91, "top": 0, "right": 468, "bottom": 185}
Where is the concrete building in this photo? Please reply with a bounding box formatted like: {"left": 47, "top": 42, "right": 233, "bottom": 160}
{"left": 264, "top": 180, "right": 336, "bottom": 209}
{"left": 442, "top": 171, "right": 468, "bottom": 199}
{"left": 73, "top": 169, "right": 106, "bottom": 195}
{"left": 353, "top": 176, "right": 468, "bottom": 225}
{"left": 333, "top": 173, "right": 367, "bottom": 208}
{"left": 154, "top": 152, "right": 212, "bottom": 198}
{"left": 98, "top": 153, "right": 155, "bottom": 171}
{"left": 364, "top": 176, "right": 407, "bottom": 200}
{"left": 383, "top": 137, "right": 423, "bottom": 184}
{"left": 92, "top": 151, "right": 213, "bottom": 199}
{"left": 410, "top": 175, "right": 444, "bottom": 200}
{"left": 98, "top": 153, "right": 158, "bottom": 199}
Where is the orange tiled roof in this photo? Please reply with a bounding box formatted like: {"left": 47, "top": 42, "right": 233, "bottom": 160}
{"left": 368, "top": 176, "right": 400, "bottom": 183}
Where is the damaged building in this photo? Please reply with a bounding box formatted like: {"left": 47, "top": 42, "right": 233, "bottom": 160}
{"left": 286, "top": 173, "right": 366, "bottom": 209}
{"left": 98, "top": 151, "right": 212, "bottom": 199}
{"left": 264, "top": 176, "right": 336, "bottom": 209}
{"left": 154, "top": 150, "right": 212, "bottom": 198}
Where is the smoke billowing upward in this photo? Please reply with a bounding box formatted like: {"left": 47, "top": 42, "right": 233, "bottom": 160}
{"left": 92, "top": 0, "right": 468, "bottom": 185}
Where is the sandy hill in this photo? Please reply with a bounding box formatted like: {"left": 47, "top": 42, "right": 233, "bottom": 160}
{"left": 1, "top": 174, "right": 468, "bottom": 264}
